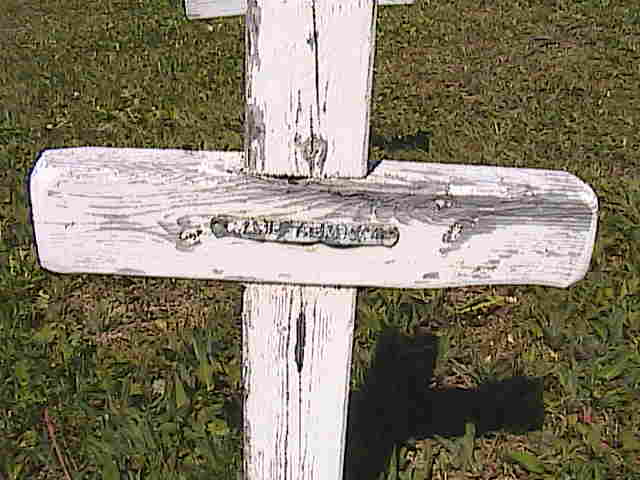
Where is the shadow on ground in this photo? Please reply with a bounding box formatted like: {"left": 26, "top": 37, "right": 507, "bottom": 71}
{"left": 370, "top": 130, "right": 432, "bottom": 154}
{"left": 367, "top": 129, "right": 432, "bottom": 173}
{"left": 343, "top": 328, "right": 544, "bottom": 480}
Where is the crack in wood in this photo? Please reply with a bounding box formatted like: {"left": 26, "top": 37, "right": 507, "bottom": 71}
{"left": 294, "top": 307, "right": 306, "bottom": 374}
{"left": 294, "top": 299, "right": 306, "bottom": 479}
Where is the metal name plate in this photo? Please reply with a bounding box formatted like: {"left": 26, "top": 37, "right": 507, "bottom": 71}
{"left": 210, "top": 215, "right": 399, "bottom": 248}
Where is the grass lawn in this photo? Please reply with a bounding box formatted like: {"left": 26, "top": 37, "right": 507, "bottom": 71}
{"left": 1, "top": 0, "right": 639, "bottom": 478}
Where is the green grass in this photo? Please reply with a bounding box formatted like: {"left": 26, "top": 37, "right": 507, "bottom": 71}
{"left": 1, "top": 0, "right": 639, "bottom": 478}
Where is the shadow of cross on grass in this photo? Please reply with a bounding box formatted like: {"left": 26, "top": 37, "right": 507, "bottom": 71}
{"left": 343, "top": 328, "right": 544, "bottom": 479}
{"left": 370, "top": 129, "right": 432, "bottom": 154}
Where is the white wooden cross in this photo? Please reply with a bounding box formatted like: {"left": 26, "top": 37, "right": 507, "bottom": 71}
{"left": 29, "top": 0, "right": 598, "bottom": 479}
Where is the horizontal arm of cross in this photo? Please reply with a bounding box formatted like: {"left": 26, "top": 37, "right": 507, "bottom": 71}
{"left": 30, "top": 146, "right": 597, "bottom": 289}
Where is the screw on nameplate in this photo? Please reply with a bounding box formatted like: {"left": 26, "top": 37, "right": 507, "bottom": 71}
{"left": 209, "top": 215, "right": 400, "bottom": 248}
{"left": 178, "top": 225, "right": 205, "bottom": 247}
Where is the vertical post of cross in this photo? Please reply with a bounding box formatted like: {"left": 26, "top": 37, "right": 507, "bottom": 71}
{"left": 241, "top": 0, "right": 375, "bottom": 478}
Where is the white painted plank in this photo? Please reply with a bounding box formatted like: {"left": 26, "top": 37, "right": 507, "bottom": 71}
{"left": 30, "top": 147, "right": 598, "bottom": 289}
{"left": 242, "top": 2, "right": 365, "bottom": 478}
{"left": 185, "top": 0, "right": 414, "bottom": 19}
{"left": 241, "top": 285, "right": 356, "bottom": 480}
{"left": 244, "top": 0, "right": 376, "bottom": 178}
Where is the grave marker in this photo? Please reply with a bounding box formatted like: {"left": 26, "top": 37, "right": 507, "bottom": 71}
{"left": 29, "top": 0, "right": 598, "bottom": 479}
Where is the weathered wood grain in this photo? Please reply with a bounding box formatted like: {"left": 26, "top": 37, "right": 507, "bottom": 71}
{"left": 242, "top": 284, "right": 356, "bottom": 480}
{"left": 30, "top": 147, "right": 598, "bottom": 289}
{"left": 244, "top": 0, "right": 376, "bottom": 178}
{"left": 185, "top": 0, "right": 414, "bottom": 19}
{"left": 241, "top": 1, "right": 369, "bottom": 479}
